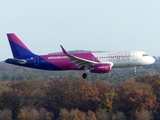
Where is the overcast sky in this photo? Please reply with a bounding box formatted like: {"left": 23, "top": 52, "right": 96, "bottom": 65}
{"left": 0, "top": 0, "right": 160, "bottom": 61}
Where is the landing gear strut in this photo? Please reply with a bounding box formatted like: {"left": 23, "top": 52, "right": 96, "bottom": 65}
{"left": 134, "top": 66, "right": 137, "bottom": 76}
{"left": 82, "top": 68, "right": 89, "bottom": 79}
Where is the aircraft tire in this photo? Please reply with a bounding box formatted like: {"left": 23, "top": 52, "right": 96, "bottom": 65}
{"left": 82, "top": 73, "right": 87, "bottom": 79}
{"left": 134, "top": 72, "right": 137, "bottom": 76}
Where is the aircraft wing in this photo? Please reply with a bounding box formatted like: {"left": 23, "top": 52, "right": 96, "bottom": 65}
{"left": 60, "top": 45, "right": 113, "bottom": 69}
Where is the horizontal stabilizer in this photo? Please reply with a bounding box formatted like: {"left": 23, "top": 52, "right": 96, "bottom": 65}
{"left": 5, "top": 58, "right": 26, "bottom": 64}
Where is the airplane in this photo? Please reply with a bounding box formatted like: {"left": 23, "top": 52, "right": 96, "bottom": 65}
{"left": 5, "top": 33, "right": 155, "bottom": 79}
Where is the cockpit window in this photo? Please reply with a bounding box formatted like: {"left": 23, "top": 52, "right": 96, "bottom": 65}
{"left": 142, "top": 54, "right": 149, "bottom": 57}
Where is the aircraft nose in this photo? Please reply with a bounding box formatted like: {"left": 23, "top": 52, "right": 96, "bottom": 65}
{"left": 150, "top": 57, "right": 155, "bottom": 64}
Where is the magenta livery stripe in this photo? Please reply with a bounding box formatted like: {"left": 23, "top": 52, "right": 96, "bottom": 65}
{"left": 40, "top": 55, "right": 70, "bottom": 70}
{"left": 40, "top": 53, "right": 99, "bottom": 70}
{"left": 7, "top": 33, "right": 31, "bottom": 51}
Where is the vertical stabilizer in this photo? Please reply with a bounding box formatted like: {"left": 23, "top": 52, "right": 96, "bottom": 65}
{"left": 7, "top": 33, "right": 35, "bottom": 58}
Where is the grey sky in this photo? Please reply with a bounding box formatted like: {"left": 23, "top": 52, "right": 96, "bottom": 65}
{"left": 0, "top": 0, "right": 160, "bottom": 61}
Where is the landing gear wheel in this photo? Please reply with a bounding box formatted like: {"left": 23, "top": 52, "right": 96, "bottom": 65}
{"left": 133, "top": 67, "right": 137, "bottom": 76}
{"left": 134, "top": 72, "right": 137, "bottom": 76}
{"left": 82, "top": 73, "right": 87, "bottom": 79}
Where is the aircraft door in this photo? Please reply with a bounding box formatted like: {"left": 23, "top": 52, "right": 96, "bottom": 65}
{"left": 34, "top": 57, "right": 39, "bottom": 66}
{"left": 133, "top": 52, "right": 137, "bottom": 61}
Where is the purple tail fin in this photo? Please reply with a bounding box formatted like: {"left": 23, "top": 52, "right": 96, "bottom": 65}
{"left": 7, "top": 33, "right": 35, "bottom": 58}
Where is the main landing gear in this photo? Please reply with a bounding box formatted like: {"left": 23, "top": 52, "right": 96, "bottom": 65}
{"left": 134, "top": 66, "right": 137, "bottom": 76}
{"left": 82, "top": 68, "right": 89, "bottom": 79}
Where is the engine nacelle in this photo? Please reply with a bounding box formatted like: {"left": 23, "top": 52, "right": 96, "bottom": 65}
{"left": 90, "top": 64, "right": 111, "bottom": 73}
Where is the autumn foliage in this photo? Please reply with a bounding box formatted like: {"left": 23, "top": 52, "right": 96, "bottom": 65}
{"left": 0, "top": 75, "right": 160, "bottom": 119}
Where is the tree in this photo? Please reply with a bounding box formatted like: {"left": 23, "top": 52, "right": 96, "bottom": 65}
{"left": 58, "top": 108, "right": 69, "bottom": 120}
{"left": 46, "top": 79, "right": 100, "bottom": 118}
{"left": 96, "top": 111, "right": 110, "bottom": 120}
{"left": 70, "top": 108, "right": 86, "bottom": 120}
{"left": 137, "top": 110, "right": 153, "bottom": 120}
{"left": 93, "top": 81, "right": 112, "bottom": 99}
{"left": 0, "top": 109, "right": 12, "bottom": 120}
{"left": 19, "top": 107, "right": 39, "bottom": 120}
{"left": 1, "top": 90, "right": 25, "bottom": 120}
{"left": 17, "top": 110, "right": 25, "bottom": 120}
{"left": 116, "top": 80, "right": 157, "bottom": 118}
{"left": 86, "top": 110, "right": 97, "bottom": 120}
{"left": 112, "top": 111, "right": 126, "bottom": 120}
{"left": 97, "top": 91, "right": 118, "bottom": 113}
{"left": 10, "top": 79, "right": 47, "bottom": 109}
{"left": 39, "top": 108, "right": 53, "bottom": 120}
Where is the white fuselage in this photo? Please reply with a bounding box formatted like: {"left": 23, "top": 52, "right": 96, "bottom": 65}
{"left": 92, "top": 51, "right": 155, "bottom": 68}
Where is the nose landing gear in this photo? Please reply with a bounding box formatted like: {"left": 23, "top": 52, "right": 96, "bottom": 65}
{"left": 134, "top": 66, "right": 137, "bottom": 76}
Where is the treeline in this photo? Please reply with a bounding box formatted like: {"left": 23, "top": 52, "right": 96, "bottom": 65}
{"left": 1, "top": 62, "right": 160, "bottom": 82}
{"left": 0, "top": 62, "right": 135, "bottom": 82}
{"left": 0, "top": 75, "right": 160, "bottom": 120}
{"left": 0, "top": 73, "right": 134, "bottom": 83}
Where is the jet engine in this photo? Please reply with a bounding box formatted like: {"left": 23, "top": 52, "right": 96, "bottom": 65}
{"left": 90, "top": 64, "right": 111, "bottom": 73}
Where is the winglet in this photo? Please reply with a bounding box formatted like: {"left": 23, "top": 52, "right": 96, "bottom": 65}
{"left": 60, "top": 45, "right": 67, "bottom": 55}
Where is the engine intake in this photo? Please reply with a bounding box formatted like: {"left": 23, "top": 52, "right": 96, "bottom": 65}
{"left": 90, "top": 64, "right": 111, "bottom": 73}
